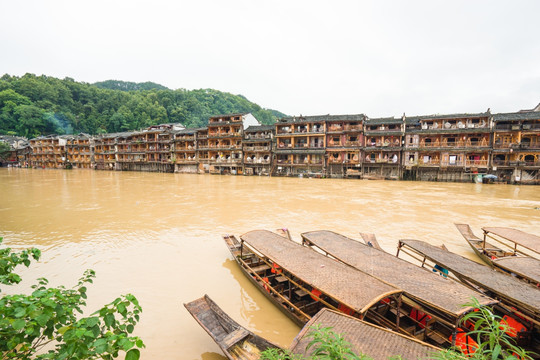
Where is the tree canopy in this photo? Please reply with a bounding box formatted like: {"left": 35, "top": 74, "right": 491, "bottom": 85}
{"left": 0, "top": 74, "right": 286, "bottom": 137}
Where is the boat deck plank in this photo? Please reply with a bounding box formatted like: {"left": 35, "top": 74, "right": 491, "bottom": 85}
{"left": 290, "top": 308, "right": 439, "bottom": 360}
{"left": 240, "top": 230, "right": 401, "bottom": 314}
{"left": 399, "top": 239, "right": 540, "bottom": 317}
{"left": 301, "top": 230, "right": 495, "bottom": 316}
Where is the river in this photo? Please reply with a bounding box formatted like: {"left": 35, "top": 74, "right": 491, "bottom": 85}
{"left": 1, "top": 168, "right": 539, "bottom": 359}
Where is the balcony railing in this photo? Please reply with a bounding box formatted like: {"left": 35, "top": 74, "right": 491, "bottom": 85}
{"left": 213, "top": 158, "right": 243, "bottom": 164}
{"left": 343, "top": 124, "right": 363, "bottom": 131}
{"left": 465, "top": 160, "right": 489, "bottom": 167}
{"left": 244, "top": 146, "right": 270, "bottom": 152}
{"left": 292, "top": 160, "right": 324, "bottom": 165}
{"left": 245, "top": 134, "right": 272, "bottom": 140}
{"left": 244, "top": 158, "right": 271, "bottom": 164}
{"left": 418, "top": 140, "right": 489, "bottom": 148}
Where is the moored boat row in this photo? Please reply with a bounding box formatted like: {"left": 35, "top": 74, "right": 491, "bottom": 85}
{"left": 186, "top": 226, "right": 539, "bottom": 359}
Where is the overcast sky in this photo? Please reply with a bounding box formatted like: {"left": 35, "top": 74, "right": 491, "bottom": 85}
{"left": 1, "top": 0, "right": 539, "bottom": 118}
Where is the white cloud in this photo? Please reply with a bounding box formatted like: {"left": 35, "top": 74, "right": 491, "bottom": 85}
{"left": 1, "top": 0, "right": 539, "bottom": 117}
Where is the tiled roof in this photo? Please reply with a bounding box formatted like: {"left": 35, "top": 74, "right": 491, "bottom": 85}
{"left": 493, "top": 112, "right": 540, "bottom": 122}
{"left": 208, "top": 113, "right": 249, "bottom": 119}
{"left": 278, "top": 114, "right": 365, "bottom": 123}
{"left": 405, "top": 112, "right": 490, "bottom": 122}
{"left": 245, "top": 125, "right": 274, "bottom": 132}
{"left": 365, "top": 117, "right": 403, "bottom": 125}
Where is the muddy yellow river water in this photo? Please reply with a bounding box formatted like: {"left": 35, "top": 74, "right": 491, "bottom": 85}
{"left": 1, "top": 168, "right": 539, "bottom": 359}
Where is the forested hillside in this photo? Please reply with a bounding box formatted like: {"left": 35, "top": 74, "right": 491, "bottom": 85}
{"left": 0, "top": 74, "right": 285, "bottom": 138}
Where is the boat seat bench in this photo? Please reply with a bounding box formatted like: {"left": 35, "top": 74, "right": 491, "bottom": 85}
{"left": 221, "top": 328, "right": 250, "bottom": 349}
{"left": 250, "top": 264, "right": 271, "bottom": 274}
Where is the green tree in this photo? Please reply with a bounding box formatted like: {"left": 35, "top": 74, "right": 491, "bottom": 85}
{"left": 0, "top": 238, "right": 145, "bottom": 360}
{"left": 0, "top": 73, "right": 286, "bottom": 136}
{"left": 0, "top": 141, "right": 11, "bottom": 161}
{"left": 14, "top": 105, "right": 46, "bottom": 138}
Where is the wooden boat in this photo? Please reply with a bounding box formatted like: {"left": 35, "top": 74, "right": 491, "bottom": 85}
{"left": 397, "top": 239, "right": 540, "bottom": 347}
{"left": 483, "top": 227, "right": 540, "bottom": 257}
{"left": 455, "top": 224, "right": 540, "bottom": 284}
{"left": 224, "top": 231, "right": 403, "bottom": 330}
{"left": 359, "top": 232, "right": 384, "bottom": 251}
{"left": 290, "top": 308, "right": 440, "bottom": 360}
{"left": 184, "top": 294, "right": 280, "bottom": 360}
{"left": 301, "top": 230, "right": 497, "bottom": 348}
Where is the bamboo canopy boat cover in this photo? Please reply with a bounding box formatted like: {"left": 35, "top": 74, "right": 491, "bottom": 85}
{"left": 456, "top": 224, "right": 540, "bottom": 284}
{"left": 301, "top": 230, "right": 496, "bottom": 317}
{"left": 492, "top": 256, "right": 540, "bottom": 284}
{"left": 482, "top": 227, "right": 540, "bottom": 255}
{"left": 240, "top": 230, "right": 401, "bottom": 315}
{"left": 398, "top": 239, "right": 540, "bottom": 322}
{"left": 184, "top": 295, "right": 280, "bottom": 360}
{"left": 290, "top": 309, "right": 439, "bottom": 360}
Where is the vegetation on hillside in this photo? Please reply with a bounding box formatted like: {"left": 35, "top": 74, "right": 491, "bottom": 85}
{"left": 0, "top": 238, "right": 144, "bottom": 359}
{"left": 0, "top": 74, "right": 286, "bottom": 138}
{"left": 93, "top": 80, "right": 169, "bottom": 92}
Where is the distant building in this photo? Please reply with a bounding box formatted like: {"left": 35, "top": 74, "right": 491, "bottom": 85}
{"left": 0, "top": 135, "right": 30, "bottom": 167}
{"left": 12, "top": 103, "right": 540, "bottom": 184}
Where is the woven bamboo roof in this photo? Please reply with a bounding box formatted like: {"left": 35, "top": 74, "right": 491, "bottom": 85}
{"left": 240, "top": 230, "right": 401, "bottom": 314}
{"left": 301, "top": 231, "right": 496, "bottom": 317}
{"left": 400, "top": 240, "right": 540, "bottom": 318}
{"left": 482, "top": 227, "right": 540, "bottom": 255}
{"left": 290, "top": 309, "right": 438, "bottom": 360}
{"left": 493, "top": 256, "right": 540, "bottom": 284}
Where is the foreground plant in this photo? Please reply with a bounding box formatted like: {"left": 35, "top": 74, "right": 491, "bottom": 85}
{"left": 261, "top": 325, "right": 368, "bottom": 360}
{"left": 433, "top": 297, "right": 533, "bottom": 360}
{"left": 0, "top": 238, "right": 144, "bottom": 360}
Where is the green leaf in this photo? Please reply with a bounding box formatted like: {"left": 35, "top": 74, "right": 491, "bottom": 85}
{"left": 127, "top": 324, "right": 134, "bottom": 334}
{"left": 104, "top": 313, "right": 115, "bottom": 327}
{"left": 491, "top": 344, "right": 501, "bottom": 360}
{"left": 14, "top": 307, "right": 26, "bottom": 317}
{"left": 12, "top": 318, "right": 25, "bottom": 330}
{"left": 125, "top": 348, "right": 140, "bottom": 360}
{"left": 86, "top": 316, "right": 100, "bottom": 327}
{"left": 36, "top": 313, "right": 50, "bottom": 326}
{"left": 117, "top": 302, "right": 126, "bottom": 316}
{"left": 58, "top": 325, "right": 70, "bottom": 335}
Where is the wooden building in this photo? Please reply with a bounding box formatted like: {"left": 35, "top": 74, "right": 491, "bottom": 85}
{"left": 242, "top": 125, "right": 274, "bottom": 176}
{"left": 173, "top": 129, "right": 198, "bottom": 173}
{"left": 29, "top": 135, "right": 69, "bottom": 169}
{"left": 116, "top": 131, "right": 146, "bottom": 171}
{"left": 94, "top": 133, "right": 118, "bottom": 170}
{"left": 324, "top": 115, "right": 364, "bottom": 178}
{"left": 145, "top": 125, "right": 174, "bottom": 172}
{"left": 66, "top": 134, "right": 93, "bottom": 169}
{"left": 363, "top": 117, "right": 404, "bottom": 180}
{"left": 0, "top": 136, "right": 30, "bottom": 167}
{"left": 207, "top": 113, "right": 260, "bottom": 175}
{"left": 274, "top": 115, "right": 326, "bottom": 177}
{"left": 403, "top": 112, "right": 491, "bottom": 182}
{"left": 195, "top": 128, "right": 210, "bottom": 173}
{"left": 492, "top": 110, "right": 540, "bottom": 183}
